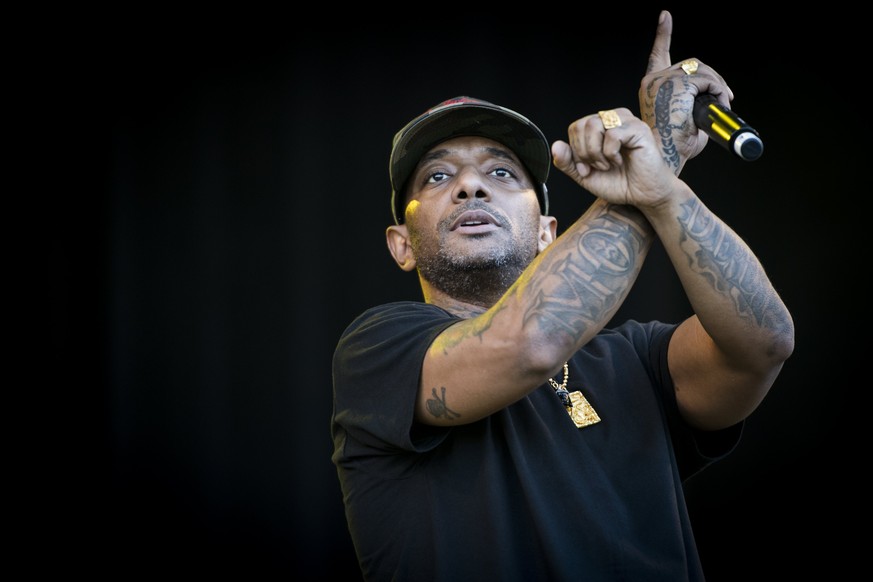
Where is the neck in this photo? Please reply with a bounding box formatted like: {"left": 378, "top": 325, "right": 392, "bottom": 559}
{"left": 417, "top": 262, "right": 520, "bottom": 317}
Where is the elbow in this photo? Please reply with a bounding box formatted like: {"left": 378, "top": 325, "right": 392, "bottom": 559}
{"left": 773, "top": 334, "right": 795, "bottom": 366}
{"left": 519, "top": 335, "right": 577, "bottom": 382}
{"left": 768, "top": 313, "right": 796, "bottom": 365}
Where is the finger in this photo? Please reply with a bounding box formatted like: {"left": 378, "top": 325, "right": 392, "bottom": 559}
{"left": 601, "top": 130, "right": 625, "bottom": 166}
{"left": 645, "top": 10, "right": 673, "bottom": 74}
{"left": 593, "top": 110, "right": 626, "bottom": 167}
{"left": 677, "top": 59, "right": 735, "bottom": 107}
{"left": 578, "top": 115, "right": 612, "bottom": 172}
{"left": 697, "top": 64, "right": 735, "bottom": 105}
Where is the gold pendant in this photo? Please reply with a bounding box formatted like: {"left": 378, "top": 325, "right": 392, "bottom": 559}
{"left": 566, "top": 391, "right": 601, "bottom": 428}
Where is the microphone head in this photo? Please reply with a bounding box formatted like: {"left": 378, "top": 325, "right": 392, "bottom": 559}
{"left": 732, "top": 131, "right": 763, "bottom": 162}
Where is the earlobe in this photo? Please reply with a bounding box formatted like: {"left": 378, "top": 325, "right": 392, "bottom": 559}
{"left": 538, "top": 215, "right": 558, "bottom": 252}
{"left": 386, "top": 225, "right": 417, "bottom": 272}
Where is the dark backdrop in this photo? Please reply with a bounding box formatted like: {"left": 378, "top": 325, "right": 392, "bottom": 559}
{"left": 50, "top": 9, "right": 861, "bottom": 580}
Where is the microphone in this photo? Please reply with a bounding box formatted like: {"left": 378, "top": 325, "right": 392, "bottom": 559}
{"left": 693, "top": 94, "right": 763, "bottom": 161}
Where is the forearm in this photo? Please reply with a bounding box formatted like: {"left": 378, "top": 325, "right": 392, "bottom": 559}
{"left": 517, "top": 199, "right": 654, "bottom": 351}
{"left": 642, "top": 182, "right": 794, "bottom": 427}
{"left": 420, "top": 199, "right": 654, "bottom": 424}
{"left": 653, "top": 188, "right": 792, "bottom": 354}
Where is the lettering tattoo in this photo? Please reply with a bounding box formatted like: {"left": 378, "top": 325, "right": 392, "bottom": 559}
{"left": 678, "top": 198, "right": 780, "bottom": 329}
{"left": 525, "top": 207, "right": 649, "bottom": 341}
{"left": 425, "top": 386, "right": 461, "bottom": 420}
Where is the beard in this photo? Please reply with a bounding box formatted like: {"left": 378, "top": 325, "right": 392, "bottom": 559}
{"left": 408, "top": 204, "right": 541, "bottom": 307}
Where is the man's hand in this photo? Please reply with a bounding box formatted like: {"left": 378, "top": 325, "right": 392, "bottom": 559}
{"left": 638, "top": 10, "right": 735, "bottom": 173}
{"left": 551, "top": 108, "right": 680, "bottom": 208}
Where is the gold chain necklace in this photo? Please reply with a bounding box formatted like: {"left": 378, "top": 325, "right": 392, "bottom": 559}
{"left": 548, "top": 362, "right": 572, "bottom": 407}
{"left": 548, "top": 361, "right": 602, "bottom": 428}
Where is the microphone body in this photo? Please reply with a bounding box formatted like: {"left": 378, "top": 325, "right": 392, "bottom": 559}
{"left": 693, "top": 94, "right": 763, "bottom": 161}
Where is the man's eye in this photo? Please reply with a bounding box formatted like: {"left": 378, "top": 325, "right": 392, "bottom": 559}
{"left": 427, "top": 172, "right": 449, "bottom": 184}
{"left": 491, "top": 168, "right": 515, "bottom": 179}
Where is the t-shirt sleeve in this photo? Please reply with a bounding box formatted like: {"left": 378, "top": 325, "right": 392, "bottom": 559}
{"left": 632, "top": 319, "right": 744, "bottom": 481}
{"left": 332, "top": 302, "right": 457, "bottom": 456}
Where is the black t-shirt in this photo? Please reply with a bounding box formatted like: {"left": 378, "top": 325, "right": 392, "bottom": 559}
{"left": 331, "top": 301, "right": 742, "bottom": 582}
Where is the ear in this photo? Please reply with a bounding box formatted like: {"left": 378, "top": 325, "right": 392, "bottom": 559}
{"left": 538, "top": 215, "right": 558, "bottom": 253}
{"left": 386, "top": 224, "right": 417, "bottom": 272}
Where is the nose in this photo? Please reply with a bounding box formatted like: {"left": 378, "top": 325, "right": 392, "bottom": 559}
{"left": 451, "top": 166, "right": 491, "bottom": 206}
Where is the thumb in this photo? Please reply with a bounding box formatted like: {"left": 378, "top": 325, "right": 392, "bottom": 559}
{"left": 645, "top": 10, "right": 673, "bottom": 74}
{"left": 551, "top": 140, "right": 591, "bottom": 187}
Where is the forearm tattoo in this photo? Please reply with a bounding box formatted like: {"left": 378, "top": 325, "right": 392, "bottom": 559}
{"left": 678, "top": 198, "right": 780, "bottom": 329}
{"left": 525, "top": 207, "right": 650, "bottom": 341}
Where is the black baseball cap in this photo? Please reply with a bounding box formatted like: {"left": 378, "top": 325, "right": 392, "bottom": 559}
{"left": 389, "top": 96, "right": 551, "bottom": 224}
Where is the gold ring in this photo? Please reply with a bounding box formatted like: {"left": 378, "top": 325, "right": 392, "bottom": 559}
{"left": 598, "top": 109, "right": 622, "bottom": 130}
{"left": 680, "top": 59, "right": 699, "bottom": 75}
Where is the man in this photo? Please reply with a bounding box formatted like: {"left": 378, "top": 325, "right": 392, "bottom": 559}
{"left": 331, "top": 10, "right": 794, "bottom": 581}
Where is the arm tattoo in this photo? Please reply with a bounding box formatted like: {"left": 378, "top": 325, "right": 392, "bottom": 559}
{"left": 425, "top": 386, "right": 461, "bottom": 420}
{"left": 525, "top": 208, "right": 649, "bottom": 341}
{"left": 678, "top": 198, "right": 777, "bottom": 327}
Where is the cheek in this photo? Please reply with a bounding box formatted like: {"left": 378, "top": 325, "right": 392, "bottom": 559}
{"left": 406, "top": 198, "right": 446, "bottom": 231}
{"left": 403, "top": 200, "right": 422, "bottom": 223}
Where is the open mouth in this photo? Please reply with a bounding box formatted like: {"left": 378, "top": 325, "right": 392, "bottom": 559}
{"left": 451, "top": 210, "right": 499, "bottom": 232}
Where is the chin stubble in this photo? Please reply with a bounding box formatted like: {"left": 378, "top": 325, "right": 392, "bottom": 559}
{"left": 410, "top": 207, "right": 540, "bottom": 304}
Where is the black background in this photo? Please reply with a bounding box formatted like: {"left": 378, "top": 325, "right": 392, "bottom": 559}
{"left": 48, "top": 8, "right": 862, "bottom": 580}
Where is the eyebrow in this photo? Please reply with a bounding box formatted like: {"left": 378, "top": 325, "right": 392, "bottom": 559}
{"left": 419, "top": 145, "right": 518, "bottom": 166}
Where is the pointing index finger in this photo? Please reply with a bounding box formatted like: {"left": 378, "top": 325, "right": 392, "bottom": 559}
{"left": 645, "top": 10, "right": 673, "bottom": 74}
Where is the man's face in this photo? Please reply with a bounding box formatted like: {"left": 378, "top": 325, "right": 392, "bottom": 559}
{"left": 401, "top": 136, "right": 545, "bottom": 297}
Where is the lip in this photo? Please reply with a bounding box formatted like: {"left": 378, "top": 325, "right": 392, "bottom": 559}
{"left": 450, "top": 210, "right": 500, "bottom": 232}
